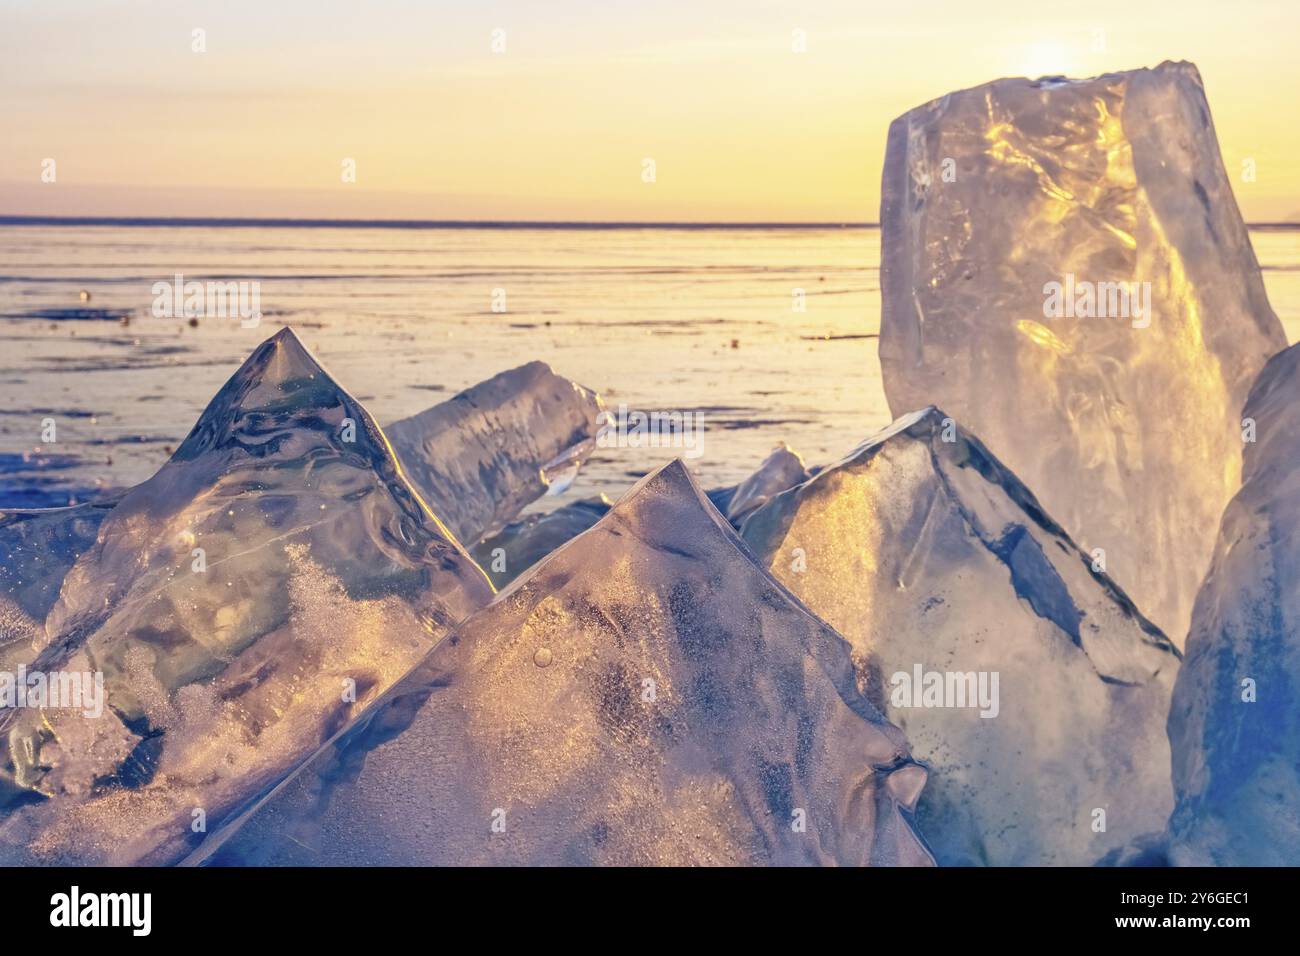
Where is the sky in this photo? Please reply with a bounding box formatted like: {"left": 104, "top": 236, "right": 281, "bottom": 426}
{"left": 2, "top": 0, "right": 1298, "bottom": 222}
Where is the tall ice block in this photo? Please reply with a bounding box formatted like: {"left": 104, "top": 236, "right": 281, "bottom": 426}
{"left": 880, "top": 61, "right": 1285, "bottom": 642}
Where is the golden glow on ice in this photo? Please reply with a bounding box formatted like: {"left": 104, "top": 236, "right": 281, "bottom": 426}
{"left": 882, "top": 62, "right": 1286, "bottom": 641}
{"left": 1016, "top": 320, "right": 1070, "bottom": 355}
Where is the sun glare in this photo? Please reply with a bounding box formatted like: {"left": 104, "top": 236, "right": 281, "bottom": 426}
{"left": 1017, "top": 40, "right": 1076, "bottom": 80}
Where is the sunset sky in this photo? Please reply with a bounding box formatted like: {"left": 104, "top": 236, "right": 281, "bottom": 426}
{"left": 3, "top": 0, "right": 1298, "bottom": 222}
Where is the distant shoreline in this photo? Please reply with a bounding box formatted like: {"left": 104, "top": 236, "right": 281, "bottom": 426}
{"left": 0, "top": 215, "right": 878, "bottom": 231}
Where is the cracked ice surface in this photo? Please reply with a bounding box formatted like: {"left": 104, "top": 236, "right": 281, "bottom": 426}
{"left": 740, "top": 408, "right": 1180, "bottom": 865}
{"left": 0, "top": 328, "right": 491, "bottom": 864}
{"left": 879, "top": 61, "right": 1286, "bottom": 643}
{"left": 1168, "top": 343, "right": 1300, "bottom": 865}
{"left": 202, "top": 460, "right": 934, "bottom": 866}
{"left": 385, "top": 361, "right": 603, "bottom": 546}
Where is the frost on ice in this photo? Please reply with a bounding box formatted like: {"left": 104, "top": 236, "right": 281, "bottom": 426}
{"left": 740, "top": 408, "right": 1180, "bottom": 865}
{"left": 879, "top": 61, "right": 1286, "bottom": 643}
{"left": 386, "top": 361, "right": 603, "bottom": 546}
{"left": 0, "top": 328, "right": 492, "bottom": 864}
{"left": 203, "top": 460, "right": 934, "bottom": 866}
{"left": 1168, "top": 343, "right": 1300, "bottom": 865}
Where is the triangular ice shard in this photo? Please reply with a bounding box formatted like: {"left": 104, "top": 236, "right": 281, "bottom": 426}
{"left": 741, "top": 408, "right": 1180, "bottom": 865}
{"left": 203, "top": 460, "right": 934, "bottom": 866}
{"left": 879, "top": 61, "right": 1286, "bottom": 642}
{"left": 0, "top": 327, "right": 492, "bottom": 864}
{"left": 1, "top": 359, "right": 598, "bottom": 669}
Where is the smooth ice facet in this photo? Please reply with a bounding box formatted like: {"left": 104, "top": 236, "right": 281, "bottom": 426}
{"left": 1168, "top": 343, "right": 1300, "bottom": 865}
{"left": 471, "top": 495, "right": 611, "bottom": 588}
{"left": 724, "top": 443, "right": 811, "bottom": 526}
{"left": 879, "top": 61, "right": 1286, "bottom": 642}
{"left": 741, "top": 408, "right": 1180, "bottom": 865}
{"left": 386, "top": 361, "right": 603, "bottom": 545}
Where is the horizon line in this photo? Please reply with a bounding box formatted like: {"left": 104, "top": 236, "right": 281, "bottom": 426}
{"left": 2, "top": 214, "right": 1297, "bottom": 231}
{"left": 0, "top": 215, "right": 879, "bottom": 231}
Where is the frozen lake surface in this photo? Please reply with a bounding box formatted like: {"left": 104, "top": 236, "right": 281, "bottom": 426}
{"left": 1, "top": 222, "right": 1297, "bottom": 512}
